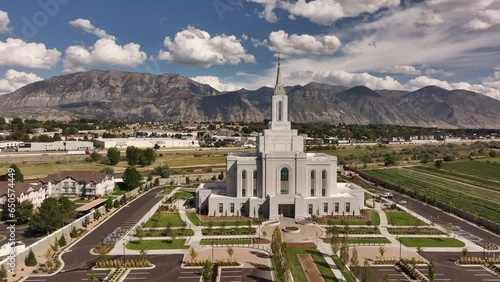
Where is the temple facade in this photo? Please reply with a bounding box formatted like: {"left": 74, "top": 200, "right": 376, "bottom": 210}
{"left": 196, "top": 59, "right": 364, "bottom": 220}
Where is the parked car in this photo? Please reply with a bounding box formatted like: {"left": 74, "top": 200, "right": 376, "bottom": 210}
{"left": 382, "top": 192, "right": 393, "bottom": 198}
{"left": 398, "top": 200, "right": 407, "bottom": 204}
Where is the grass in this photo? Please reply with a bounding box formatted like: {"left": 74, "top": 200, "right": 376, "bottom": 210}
{"left": 126, "top": 239, "right": 189, "bottom": 250}
{"left": 286, "top": 247, "right": 338, "bottom": 282}
{"left": 143, "top": 212, "right": 186, "bottom": 227}
{"left": 327, "top": 211, "right": 381, "bottom": 226}
{"left": 171, "top": 190, "right": 195, "bottom": 200}
{"left": 442, "top": 160, "right": 500, "bottom": 182}
{"left": 385, "top": 211, "right": 428, "bottom": 226}
{"left": 364, "top": 168, "right": 500, "bottom": 222}
{"left": 332, "top": 256, "right": 357, "bottom": 282}
{"left": 186, "top": 212, "right": 201, "bottom": 226}
{"left": 199, "top": 238, "right": 253, "bottom": 245}
{"left": 370, "top": 211, "right": 381, "bottom": 226}
{"left": 397, "top": 237, "right": 465, "bottom": 247}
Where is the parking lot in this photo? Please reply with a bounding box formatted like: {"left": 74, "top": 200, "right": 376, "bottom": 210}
{"left": 220, "top": 267, "right": 273, "bottom": 282}
{"left": 23, "top": 270, "right": 109, "bottom": 282}
{"left": 371, "top": 265, "right": 411, "bottom": 282}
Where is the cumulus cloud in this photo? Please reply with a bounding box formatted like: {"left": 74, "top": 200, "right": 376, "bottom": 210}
{"left": 0, "top": 70, "right": 43, "bottom": 95}
{"left": 191, "top": 76, "right": 244, "bottom": 92}
{"left": 157, "top": 26, "right": 255, "bottom": 67}
{"left": 424, "top": 68, "right": 455, "bottom": 77}
{"left": 0, "top": 10, "right": 12, "bottom": 33}
{"left": 427, "top": 0, "right": 494, "bottom": 12}
{"left": 267, "top": 30, "right": 341, "bottom": 56}
{"left": 286, "top": 70, "right": 404, "bottom": 90}
{"left": 464, "top": 9, "right": 500, "bottom": 30}
{"left": 64, "top": 19, "right": 147, "bottom": 72}
{"left": 0, "top": 38, "right": 61, "bottom": 69}
{"left": 248, "top": 0, "right": 400, "bottom": 25}
{"left": 414, "top": 11, "right": 444, "bottom": 27}
{"left": 406, "top": 75, "right": 500, "bottom": 99}
{"left": 69, "top": 18, "right": 116, "bottom": 39}
{"left": 483, "top": 71, "right": 500, "bottom": 89}
{"left": 377, "top": 65, "right": 421, "bottom": 75}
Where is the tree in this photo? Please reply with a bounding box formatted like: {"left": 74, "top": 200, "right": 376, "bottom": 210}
{"left": 154, "top": 143, "right": 160, "bottom": 150}
{"left": 0, "top": 264, "right": 7, "bottom": 281}
{"left": 350, "top": 246, "right": 360, "bottom": 277}
{"left": 140, "top": 148, "right": 157, "bottom": 166}
{"left": 383, "top": 154, "right": 397, "bottom": 166}
{"left": 30, "top": 198, "right": 65, "bottom": 234}
{"left": 90, "top": 151, "right": 102, "bottom": 162}
{"left": 88, "top": 272, "right": 97, "bottom": 282}
{"left": 271, "top": 227, "right": 291, "bottom": 282}
{"left": 227, "top": 246, "right": 234, "bottom": 262}
{"left": 59, "top": 235, "right": 67, "bottom": 247}
{"left": 434, "top": 160, "right": 443, "bottom": 169}
{"left": 95, "top": 240, "right": 108, "bottom": 261}
{"left": 70, "top": 226, "right": 78, "bottom": 238}
{"left": 113, "top": 199, "right": 120, "bottom": 208}
{"left": 378, "top": 246, "right": 386, "bottom": 259}
{"left": 123, "top": 166, "right": 142, "bottom": 190}
{"left": 428, "top": 260, "right": 437, "bottom": 282}
{"left": 58, "top": 196, "right": 76, "bottom": 220}
{"left": 25, "top": 249, "right": 37, "bottom": 266}
{"left": 106, "top": 197, "right": 113, "bottom": 211}
{"left": 126, "top": 146, "right": 142, "bottom": 166}
{"left": 185, "top": 176, "right": 191, "bottom": 184}
{"left": 189, "top": 247, "right": 198, "bottom": 263}
{"left": 330, "top": 226, "right": 341, "bottom": 255}
{"left": 361, "top": 259, "right": 373, "bottom": 282}
{"left": 15, "top": 200, "right": 33, "bottom": 224}
{"left": 201, "top": 260, "right": 212, "bottom": 282}
{"left": 9, "top": 164, "right": 24, "bottom": 182}
{"left": 416, "top": 246, "right": 424, "bottom": 257}
{"left": 62, "top": 127, "right": 78, "bottom": 140}
{"left": 489, "top": 150, "right": 498, "bottom": 158}
{"left": 107, "top": 147, "right": 121, "bottom": 165}
{"left": 339, "top": 235, "right": 349, "bottom": 265}
{"left": 462, "top": 247, "right": 468, "bottom": 257}
{"left": 100, "top": 167, "right": 114, "bottom": 175}
{"left": 218, "top": 171, "right": 224, "bottom": 180}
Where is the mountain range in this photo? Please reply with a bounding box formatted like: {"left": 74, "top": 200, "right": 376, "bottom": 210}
{"left": 1, "top": 69, "right": 499, "bottom": 129}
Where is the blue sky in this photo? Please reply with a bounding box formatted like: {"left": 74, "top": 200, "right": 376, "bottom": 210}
{"left": 0, "top": 0, "right": 499, "bottom": 99}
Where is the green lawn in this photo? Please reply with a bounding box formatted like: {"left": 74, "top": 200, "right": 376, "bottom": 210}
{"left": 143, "top": 212, "right": 186, "bottom": 227}
{"left": 199, "top": 238, "right": 253, "bottom": 245}
{"left": 370, "top": 211, "right": 381, "bottom": 226}
{"left": 332, "top": 256, "right": 357, "bottom": 282}
{"left": 385, "top": 211, "right": 428, "bottom": 226}
{"left": 397, "top": 237, "right": 465, "bottom": 247}
{"left": 186, "top": 212, "right": 201, "bottom": 226}
{"left": 286, "top": 247, "right": 337, "bottom": 282}
{"left": 126, "top": 239, "right": 188, "bottom": 250}
{"left": 171, "top": 190, "right": 195, "bottom": 200}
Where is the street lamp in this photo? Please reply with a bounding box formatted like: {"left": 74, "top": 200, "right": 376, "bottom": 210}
{"left": 397, "top": 236, "right": 402, "bottom": 261}
{"left": 211, "top": 242, "right": 214, "bottom": 263}
{"left": 122, "top": 241, "right": 126, "bottom": 266}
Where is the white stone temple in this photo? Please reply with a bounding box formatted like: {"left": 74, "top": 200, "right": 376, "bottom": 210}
{"left": 196, "top": 58, "right": 364, "bottom": 220}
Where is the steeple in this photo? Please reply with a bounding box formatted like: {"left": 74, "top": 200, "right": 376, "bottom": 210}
{"left": 273, "top": 54, "right": 286, "bottom": 96}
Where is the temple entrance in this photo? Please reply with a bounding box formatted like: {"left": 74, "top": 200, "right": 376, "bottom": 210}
{"left": 279, "top": 204, "right": 295, "bottom": 218}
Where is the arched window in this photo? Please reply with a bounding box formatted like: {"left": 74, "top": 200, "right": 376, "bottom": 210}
{"left": 280, "top": 168, "right": 289, "bottom": 195}
{"left": 277, "top": 101, "right": 283, "bottom": 121}
{"left": 242, "top": 170, "right": 247, "bottom": 197}
{"left": 310, "top": 170, "right": 316, "bottom": 197}
{"left": 321, "top": 170, "right": 327, "bottom": 197}
{"left": 253, "top": 170, "right": 258, "bottom": 197}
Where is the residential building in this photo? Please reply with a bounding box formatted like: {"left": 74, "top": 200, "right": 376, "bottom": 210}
{"left": 0, "top": 181, "right": 48, "bottom": 217}
{"left": 39, "top": 171, "right": 114, "bottom": 199}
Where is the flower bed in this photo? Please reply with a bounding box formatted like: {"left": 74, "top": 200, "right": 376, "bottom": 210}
{"left": 396, "top": 260, "right": 428, "bottom": 282}
{"left": 95, "top": 259, "right": 151, "bottom": 268}
{"left": 283, "top": 226, "right": 300, "bottom": 233}
{"left": 327, "top": 227, "right": 380, "bottom": 234}
{"left": 184, "top": 259, "right": 240, "bottom": 267}
{"left": 478, "top": 241, "right": 499, "bottom": 250}
{"left": 373, "top": 258, "right": 398, "bottom": 265}
{"left": 201, "top": 227, "right": 256, "bottom": 236}
{"left": 388, "top": 227, "right": 444, "bottom": 235}
{"left": 142, "top": 228, "right": 194, "bottom": 237}
{"left": 459, "top": 257, "right": 500, "bottom": 265}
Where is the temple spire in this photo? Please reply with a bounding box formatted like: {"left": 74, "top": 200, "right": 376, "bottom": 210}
{"left": 275, "top": 54, "right": 282, "bottom": 86}
{"left": 273, "top": 54, "right": 286, "bottom": 96}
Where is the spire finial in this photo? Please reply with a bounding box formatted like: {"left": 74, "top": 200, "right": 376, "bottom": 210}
{"left": 276, "top": 53, "right": 282, "bottom": 86}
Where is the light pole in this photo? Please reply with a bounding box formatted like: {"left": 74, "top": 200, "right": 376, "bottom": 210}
{"left": 122, "top": 241, "right": 126, "bottom": 266}
{"left": 211, "top": 242, "right": 214, "bottom": 263}
{"left": 397, "top": 236, "right": 402, "bottom": 261}
{"left": 316, "top": 231, "right": 318, "bottom": 246}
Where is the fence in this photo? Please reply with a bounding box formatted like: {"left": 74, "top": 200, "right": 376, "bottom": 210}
{"left": 349, "top": 167, "right": 500, "bottom": 234}
{"left": 0, "top": 205, "right": 106, "bottom": 275}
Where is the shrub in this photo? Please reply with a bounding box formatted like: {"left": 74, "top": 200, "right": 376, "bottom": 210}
{"left": 25, "top": 249, "right": 37, "bottom": 267}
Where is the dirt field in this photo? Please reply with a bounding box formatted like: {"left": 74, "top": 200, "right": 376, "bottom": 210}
{"left": 298, "top": 254, "right": 324, "bottom": 282}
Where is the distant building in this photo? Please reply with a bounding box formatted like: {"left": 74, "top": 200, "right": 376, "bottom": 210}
{"left": 17, "top": 141, "right": 93, "bottom": 152}
{"left": 29, "top": 128, "right": 46, "bottom": 134}
{"left": 0, "top": 181, "right": 48, "bottom": 217}
{"left": 39, "top": 171, "right": 114, "bottom": 199}
{"left": 94, "top": 137, "right": 199, "bottom": 149}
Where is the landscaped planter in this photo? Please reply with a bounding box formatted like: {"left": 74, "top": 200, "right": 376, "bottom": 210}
{"left": 282, "top": 226, "right": 300, "bottom": 233}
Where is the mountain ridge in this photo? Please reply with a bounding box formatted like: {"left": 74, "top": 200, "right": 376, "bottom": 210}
{"left": 1, "top": 69, "right": 500, "bottom": 129}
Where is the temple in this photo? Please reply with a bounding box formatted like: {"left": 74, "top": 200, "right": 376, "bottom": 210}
{"left": 196, "top": 58, "right": 364, "bottom": 219}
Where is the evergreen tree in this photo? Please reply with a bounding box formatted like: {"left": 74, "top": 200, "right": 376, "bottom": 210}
{"left": 70, "top": 226, "right": 78, "bottom": 238}
{"left": 123, "top": 167, "right": 141, "bottom": 190}
{"left": 15, "top": 200, "right": 33, "bottom": 224}
{"left": 113, "top": 199, "right": 120, "bottom": 208}
{"left": 0, "top": 264, "right": 7, "bottom": 281}
{"left": 201, "top": 260, "right": 212, "bottom": 282}
{"left": 350, "top": 246, "right": 360, "bottom": 276}
{"left": 59, "top": 235, "right": 67, "bottom": 247}
{"left": 106, "top": 147, "right": 121, "bottom": 165}
{"left": 9, "top": 164, "right": 24, "bottom": 182}
{"left": 25, "top": 249, "right": 37, "bottom": 266}
{"left": 106, "top": 197, "right": 113, "bottom": 211}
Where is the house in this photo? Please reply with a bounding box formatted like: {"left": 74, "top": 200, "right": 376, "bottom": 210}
{"left": 39, "top": 171, "right": 114, "bottom": 199}
{"left": 197, "top": 59, "right": 364, "bottom": 220}
{"left": 0, "top": 181, "right": 48, "bottom": 217}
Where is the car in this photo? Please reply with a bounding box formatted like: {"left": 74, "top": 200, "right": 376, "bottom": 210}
{"left": 382, "top": 192, "right": 393, "bottom": 198}
{"left": 398, "top": 200, "right": 407, "bottom": 204}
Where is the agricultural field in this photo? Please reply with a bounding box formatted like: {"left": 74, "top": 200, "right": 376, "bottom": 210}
{"left": 363, "top": 167, "right": 500, "bottom": 222}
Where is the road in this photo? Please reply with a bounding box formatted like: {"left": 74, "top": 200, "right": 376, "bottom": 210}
{"left": 24, "top": 187, "right": 165, "bottom": 282}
